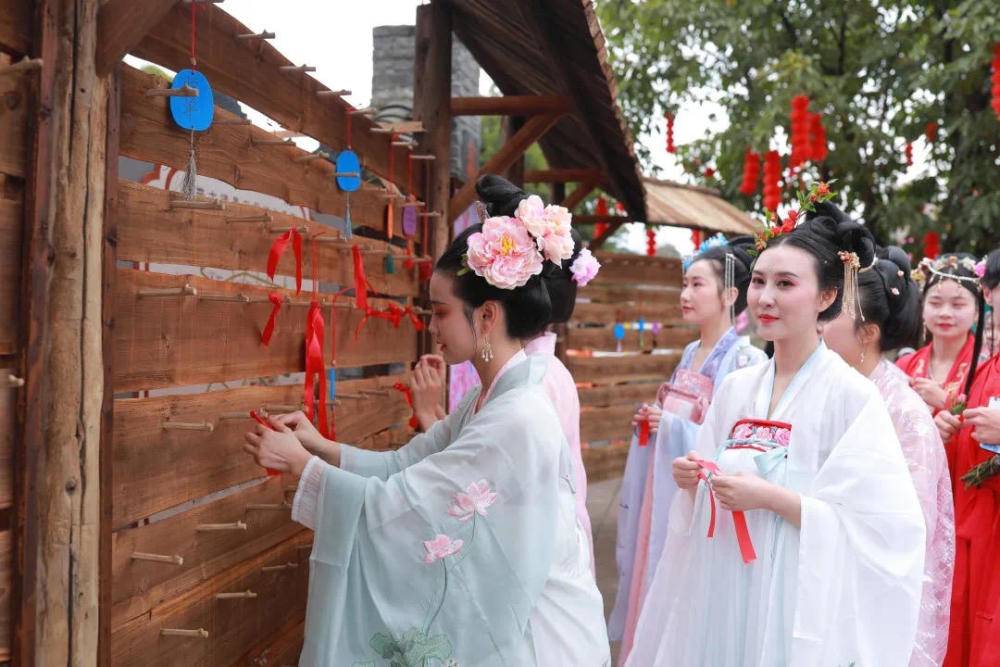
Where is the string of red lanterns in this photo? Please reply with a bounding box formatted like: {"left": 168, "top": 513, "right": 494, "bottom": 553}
{"left": 762, "top": 150, "right": 782, "bottom": 212}
{"left": 665, "top": 113, "right": 676, "bottom": 153}
{"left": 739, "top": 149, "right": 761, "bottom": 195}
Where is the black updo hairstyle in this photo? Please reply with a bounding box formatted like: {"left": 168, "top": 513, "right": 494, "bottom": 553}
{"left": 854, "top": 245, "right": 922, "bottom": 351}
{"left": 921, "top": 252, "right": 984, "bottom": 398}
{"left": 471, "top": 174, "right": 585, "bottom": 330}
{"left": 979, "top": 248, "right": 1000, "bottom": 291}
{"left": 761, "top": 201, "right": 877, "bottom": 322}
{"left": 688, "top": 235, "right": 756, "bottom": 316}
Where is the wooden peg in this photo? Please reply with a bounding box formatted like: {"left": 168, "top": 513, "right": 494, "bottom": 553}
{"left": 138, "top": 284, "right": 198, "bottom": 298}
{"left": 314, "top": 235, "right": 347, "bottom": 244}
{"left": 408, "top": 154, "right": 436, "bottom": 161}
{"left": 162, "top": 421, "right": 214, "bottom": 432}
{"left": 336, "top": 392, "right": 364, "bottom": 400}
{"left": 218, "top": 411, "right": 252, "bottom": 421}
{"left": 168, "top": 199, "right": 225, "bottom": 210}
{"left": 418, "top": 212, "right": 442, "bottom": 218}
{"left": 236, "top": 30, "right": 275, "bottom": 40}
{"left": 267, "top": 223, "right": 307, "bottom": 234}
{"left": 0, "top": 57, "right": 43, "bottom": 77}
{"left": 261, "top": 562, "right": 299, "bottom": 572}
{"left": 317, "top": 89, "right": 351, "bottom": 98}
{"left": 213, "top": 117, "right": 252, "bottom": 125}
{"left": 332, "top": 171, "right": 360, "bottom": 178}
{"left": 146, "top": 84, "right": 198, "bottom": 98}
{"left": 382, "top": 192, "right": 403, "bottom": 200}
{"left": 296, "top": 543, "right": 314, "bottom": 551}
{"left": 293, "top": 153, "right": 328, "bottom": 164}
{"left": 251, "top": 137, "right": 295, "bottom": 147}
{"left": 131, "top": 551, "right": 184, "bottom": 566}
{"left": 349, "top": 107, "right": 376, "bottom": 116}
{"left": 400, "top": 201, "right": 424, "bottom": 208}
{"left": 216, "top": 590, "right": 258, "bottom": 600}
{"left": 263, "top": 404, "right": 300, "bottom": 413}
{"left": 198, "top": 293, "right": 251, "bottom": 303}
{"left": 391, "top": 141, "right": 415, "bottom": 147}
{"left": 196, "top": 521, "right": 248, "bottom": 532}
{"left": 279, "top": 65, "right": 316, "bottom": 73}
{"left": 161, "top": 628, "right": 209, "bottom": 639}
{"left": 6, "top": 375, "right": 24, "bottom": 388}
{"left": 225, "top": 213, "right": 271, "bottom": 223}
{"left": 245, "top": 503, "right": 289, "bottom": 511}
{"left": 360, "top": 389, "right": 390, "bottom": 397}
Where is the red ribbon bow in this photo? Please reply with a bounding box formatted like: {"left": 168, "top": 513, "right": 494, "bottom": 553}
{"left": 694, "top": 456, "right": 757, "bottom": 564}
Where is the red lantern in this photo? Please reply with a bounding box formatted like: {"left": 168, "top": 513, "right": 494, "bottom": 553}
{"left": 904, "top": 142, "right": 913, "bottom": 167}
{"left": 646, "top": 227, "right": 657, "bottom": 257}
{"left": 923, "top": 231, "right": 940, "bottom": 260}
{"left": 991, "top": 43, "right": 1000, "bottom": 120}
{"left": 789, "top": 95, "right": 811, "bottom": 168}
{"left": 925, "top": 122, "right": 938, "bottom": 143}
{"left": 703, "top": 167, "right": 715, "bottom": 179}
{"left": 808, "top": 113, "right": 828, "bottom": 162}
{"left": 595, "top": 196, "right": 609, "bottom": 217}
{"left": 763, "top": 150, "right": 782, "bottom": 212}
{"left": 665, "top": 114, "right": 676, "bottom": 153}
{"left": 739, "top": 149, "right": 761, "bottom": 195}
{"left": 692, "top": 229, "right": 702, "bottom": 249}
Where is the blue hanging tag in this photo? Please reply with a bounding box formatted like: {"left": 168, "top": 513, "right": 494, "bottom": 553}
{"left": 328, "top": 368, "right": 337, "bottom": 401}
{"left": 335, "top": 150, "right": 362, "bottom": 192}
{"left": 169, "top": 69, "right": 214, "bottom": 131}
{"left": 384, "top": 253, "right": 396, "bottom": 274}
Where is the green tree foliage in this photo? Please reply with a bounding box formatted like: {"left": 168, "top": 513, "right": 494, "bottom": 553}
{"left": 597, "top": 0, "right": 1000, "bottom": 255}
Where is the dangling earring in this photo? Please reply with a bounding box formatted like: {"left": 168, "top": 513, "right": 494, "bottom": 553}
{"left": 860, "top": 348, "right": 866, "bottom": 368}
{"left": 480, "top": 339, "right": 494, "bottom": 363}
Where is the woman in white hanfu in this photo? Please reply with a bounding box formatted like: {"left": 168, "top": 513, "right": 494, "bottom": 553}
{"left": 823, "top": 245, "right": 954, "bottom": 667}
{"left": 610, "top": 235, "right": 765, "bottom": 660}
{"left": 244, "top": 189, "right": 609, "bottom": 666}
{"left": 627, "top": 194, "right": 926, "bottom": 667}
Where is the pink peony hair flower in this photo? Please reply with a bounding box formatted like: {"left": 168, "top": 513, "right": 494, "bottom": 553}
{"left": 447, "top": 480, "right": 498, "bottom": 522}
{"left": 974, "top": 260, "right": 986, "bottom": 278}
{"left": 570, "top": 248, "right": 601, "bottom": 286}
{"left": 516, "top": 196, "right": 575, "bottom": 263}
{"left": 465, "top": 216, "right": 544, "bottom": 289}
{"left": 423, "top": 534, "right": 464, "bottom": 564}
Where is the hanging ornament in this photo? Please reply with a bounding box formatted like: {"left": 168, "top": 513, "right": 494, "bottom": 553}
{"left": 808, "top": 112, "right": 828, "bottom": 162}
{"left": 924, "top": 121, "right": 939, "bottom": 143}
{"left": 992, "top": 43, "right": 1000, "bottom": 121}
{"left": 594, "top": 196, "right": 609, "bottom": 238}
{"left": 613, "top": 321, "right": 626, "bottom": 353}
{"left": 788, "top": 95, "right": 811, "bottom": 169}
{"left": 738, "top": 149, "right": 760, "bottom": 196}
{"left": 763, "top": 150, "right": 782, "bottom": 212}
{"left": 703, "top": 167, "right": 715, "bottom": 179}
{"left": 403, "top": 153, "right": 419, "bottom": 238}
{"left": 637, "top": 316, "right": 646, "bottom": 349}
{"left": 336, "top": 105, "right": 363, "bottom": 241}
{"left": 692, "top": 229, "right": 702, "bottom": 249}
{"left": 923, "top": 231, "right": 941, "bottom": 260}
{"left": 665, "top": 113, "right": 676, "bottom": 153}
{"left": 171, "top": 3, "right": 215, "bottom": 200}
{"left": 646, "top": 226, "right": 657, "bottom": 257}
{"left": 904, "top": 142, "right": 913, "bottom": 167}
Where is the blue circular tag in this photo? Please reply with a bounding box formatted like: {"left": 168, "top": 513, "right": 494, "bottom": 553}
{"left": 336, "top": 150, "right": 362, "bottom": 192}
{"left": 613, "top": 323, "right": 626, "bottom": 341}
{"left": 169, "top": 69, "right": 214, "bottom": 132}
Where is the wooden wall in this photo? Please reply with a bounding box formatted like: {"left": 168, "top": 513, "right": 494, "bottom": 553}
{"left": 567, "top": 252, "right": 695, "bottom": 482}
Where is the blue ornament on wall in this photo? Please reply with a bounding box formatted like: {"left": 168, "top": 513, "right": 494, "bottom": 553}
{"left": 613, "top": 323, "right": 626, "bottom": 341}
{"left": 335, "top": 150, "right": 362, "bottom": 192}
{"left": 169, "top": 69, "right": 215, "bottom": 132}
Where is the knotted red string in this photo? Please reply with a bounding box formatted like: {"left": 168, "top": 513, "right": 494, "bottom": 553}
{"left": 260, "top": 291, "right": 284, "bottom": 346}
{"left": 352, "top": 244, "right": 423, "bottom": 337}
{"left": 694, "top": 456, "right": 757, "bottom": 564}
{"left": 638, "top": 419, "right": 651, "bottom": 446}
{"left": 352, "top": 244, "right": 370, "bottom": 313}
{"left": 393, "top": 382, "right": 420, "bottom": 429}
{"left": 267, "top": 228, "right": 302, "bottom": 294}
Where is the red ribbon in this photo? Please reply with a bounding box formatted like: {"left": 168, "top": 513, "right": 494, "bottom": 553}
{"left": 694, "top": 457, "right": 757, "bottom": 564}
{"left": 352, "top": 244, "right": 369, "bottom": 313}
{"left": 352, "top": 243, "right": 424, "bottom": 336}
{"left": 304, "top": 302, "right": 330, "bottom": 438}
{"left": 393, "top": 382, "right": 420, "bottom": 429}
{"left": 638, "top": 419, "right": 651, "bottom": 446}
{"left": 267, "top": 228, "right": 303, "bottom": 294}
{"left": 260, "top": 291, "right": 284, "bottom": 346}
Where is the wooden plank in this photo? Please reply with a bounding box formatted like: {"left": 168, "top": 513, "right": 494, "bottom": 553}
{"left": 237, "top": 618, "right": 303, "bottom": 666}
{"left": 593, "top": 252, "right": 683, "bottom": 286}
{"left": 573, "top": 301, "right": 682, "bottom": 325}
{"left": 565, "top": 324, "right": 696, "bottom": 352}
{"left": 113, "top": 268, "right": 419, "bottom": 392}
{"left": 119, "top": 66, "right": 407, "bottom": 237}
{"left": 567, "top": 352, "right": 681, "bottom": 385}
{"left": 0, "top": 0, "right": 31, "bottom": 56}
{"left": 578, "top": 284, "right": 678, "bottom": 305}
{"left": 113, "top": 375, "right": 413, "bottom": 527}
{"left": 578, "top": 381, "right": 661, "bottom": 409}
{"left": 131, "top": 4, "right": 422, "bottom": 194}
{"left": 0, "top": 530, "right": 9, "bottom": 661}
{"left": 116, "top": 181, "right": 419, "bottom": 298}
{"left": 449, "top": 95, "right": 572, "bottom": 116}
{"left": 559, "top": 178, "right": 598, "bottom": 212}
{"left": 0, "top": 199, "right": 21, "bottom": 355}
{"left": 0, "top": 368, "right": 14, "bottom": 510}
{"left": 581, "top": 403, "right": 635, "bottom": 443}
{"left": 111, "top": 531, "right": 311, "bottom": 666}
{"left": 582, "top": 442, "right": 630, "bottom": 482}
{"left": 95, "top": 0, "right": 181, "bottom": 75}
{"left": 0, "top": 72, "right": 29, "bottom": 178}
{"left": 111, "top": 476, "right": 306, "bottom": 629}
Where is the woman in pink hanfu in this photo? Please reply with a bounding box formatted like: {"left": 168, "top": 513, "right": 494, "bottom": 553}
{"left": 824, "top": 245, "right": 954, "bottom": 666}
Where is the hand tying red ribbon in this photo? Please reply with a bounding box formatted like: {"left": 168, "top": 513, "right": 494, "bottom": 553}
{"left": 267, "top": 228, "right": 302, "bottom": 294}
{"left": 693, "top": 455, "right": 757, "bottom": 564}
{"left": 249, "top": 410, "right": 281, "bottom": 477}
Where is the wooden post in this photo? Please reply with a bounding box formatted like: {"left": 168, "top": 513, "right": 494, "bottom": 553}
{"left": 18, "top": 0, "right": 105, "bottom": 662}
{"left": 414, "top": 0, "right": 451, "bottom": 261}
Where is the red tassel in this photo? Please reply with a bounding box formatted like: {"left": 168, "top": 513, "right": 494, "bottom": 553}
{"left": 738, "top": 149, "right": 760, "bottom": 196}
{"left": 763, "top": 150, "right": 782, "bottom": 212}
{"left": 665, "top": 113, "right": 676, "bottom": 153}
{"left": 703, "top": 167, "right": 715, "bottom": 179}
{"left": 266, "top": 229, "right": 302, "bottom": 294}
{"left": 923, "top": 231, "right": 941, "bottom": 260}
{"left": 992, "top": 44, "right": 1000, "bottom": 120}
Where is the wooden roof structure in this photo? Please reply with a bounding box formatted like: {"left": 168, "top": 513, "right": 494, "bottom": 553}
{"left": 643, "top": 178, "right": 758, "bottom": 235}
{"left": 447, "top": 0, "right": 646, "bottom": 221}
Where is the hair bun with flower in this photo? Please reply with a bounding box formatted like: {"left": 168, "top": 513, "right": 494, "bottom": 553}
{"left": 463, "top": 194, "right": 595, "bottom": 290}
{"left": 751, "top": 181, "right": 835, "bottom": 254}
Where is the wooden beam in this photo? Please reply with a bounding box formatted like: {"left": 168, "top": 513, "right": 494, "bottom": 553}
{"left": 449, "top": 112, "right": 562, "bottom": 221}
{"left": 525, "top": 168, "right": 604, "bottom": 184}
{"left": 414, "top": 1, "right": 452, "bottom": 261}
{"left": 572, "top": 214, "right": 630, "bottom": 226}
{"left": 558, "top": 178, "right": 599, "bottom": 212}
{"left": 589, "top": 220, "right": 626, "bottom": 250}
{"left": 449, "top": 95, "right": 572, "bottom": 116}
{"left": 95, "top": 0, "right": 181, "bottom": 75}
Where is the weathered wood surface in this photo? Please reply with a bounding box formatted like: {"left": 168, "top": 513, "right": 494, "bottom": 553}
{"left": 565, "top": 324, "right": 695, "bottom": 353}
{"left": 113, "top": 269, "right": 420, "bottom": 392}
{"left": 119, "top": 66, "right": 408, "bottom": 238}
{"left": 581, "top": 442, "right": 630, "bottom": 483}
{"left": 592, "top": 252, "right": 682, "bottom": 286}
{"left": 0, "top": 0, "right": 31, "bottom": 56}
{"left": 580, "top": 403, "right": 635, "bottom": 443}
{"left": 113, "top": 374, "right": 412, "bottom": 527}
{"left": 111, "top": 531, "right": 311, "bottom": 666}
{"left": 236, "top": 618, "right": 303, "bottom": 666}
{"left": 0, "top": 530, "right": 10, "bottom": 660}
{"left": 578, "top": 381, "right": 661, "bottom": 409}
{"left": 0, "top": 73, "right": 29, "bottom": 178}
{"left": 0, "top": 199, "right": 22, "bottom": 355}
{"left": 578, "top": 283, "right": 679, "bottom": 305}
{"left": 567, "top": 352, "right": 681, "bottom": 385}
{"left": 116, "top": 180, "right": 419, "bottom": 298}
{"left": 95, "top": 0, "right": 181, "bottom": 75}
{"left": 572, "top": 302, "right": 682, "bottom": 325}
{"left": 131, "top": 4, "right": 423, "bottom": 195}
